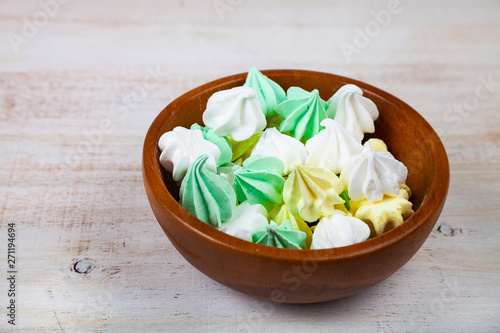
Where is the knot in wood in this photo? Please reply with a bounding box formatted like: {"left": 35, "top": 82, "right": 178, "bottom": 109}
{"left": 73, "top": 259, "right": 94, "bottom": 274}
{"left": 436, "top": 223, "right": 454, "bottom": 237}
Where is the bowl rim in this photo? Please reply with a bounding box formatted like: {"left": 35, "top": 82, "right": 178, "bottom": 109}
{"left": 143, "top": 69, "right": 450, "bottom": 263}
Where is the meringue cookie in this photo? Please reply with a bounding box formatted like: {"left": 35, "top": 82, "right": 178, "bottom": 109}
{"left": 217, "top": 162, "right": 241, "bottom": 186}
{"left": 233, "top": 155, "right": 285, "bottom": 211}
{"left": 287, "top": 86, "right": 328, "bottom": 104}
{"left": 252, "top": 220, "right": 306, "bottom": 249}
{"left": 191, "top": 123, "right": 232, "bottom": 167}
{"left": 244, "top": 67, "right": 286, "bottom": 116}
{"left": 367, "top": 138, "right": 388, "bottom": 152}
{"left": 179, "top": 155, "right": 236, "bottom": 228}
{"left": 219, "top": 201, "right": 268, "bottom": 242}
{"left": 311, "top": 211, "right": 370, "bottom": 249}
{"left": 328, "top": 84, "right": 379, "bottom": 142}
{"left": 228, "top": 131, "right": 262, "bottom": 162}
{"left": 305, "top": 118, "right": 363, "bottom": 174}
{"left": 276, "top": 87, "right": 329, "bottom": 142}
{"left": 340, "top": 142, "right": 408, "bottom": 203}
{"left": 268, "top": 204, "right": 313, "bottom": 249}
{"left": 158, "top": 126, "right": 221, "bottom": 181}
{"left": 352, "top": 187, "right": 414, "bottom": 237}
{"left": 203, "top": 86, "right": 266, "bottom": 141}
{"left": 284, "top": 164, "right": 345, "bottom": 222}
{"left": 251, "top": 127, "right": 307, "bottom": 175}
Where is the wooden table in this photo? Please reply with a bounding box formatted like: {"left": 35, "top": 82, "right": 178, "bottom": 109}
{"left": 1, "top": 0, "right": 499, "bottom": 331}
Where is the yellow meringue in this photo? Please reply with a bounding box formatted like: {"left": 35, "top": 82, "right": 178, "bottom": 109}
{"left": 228, "top": 132, "right": 262, "bottom": 162}
{"left": 351, "top": 186, "right": 414, "bottom": 238}
{"left": 283, "top": 164, "right": 344, "bottom": 222}
{"left": 367, "top": 138, "right": 388, "bottom": 152}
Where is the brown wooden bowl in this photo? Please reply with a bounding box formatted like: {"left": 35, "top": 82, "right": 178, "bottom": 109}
{"left": 142, "top": 70, "right": 449, "bottom": 303}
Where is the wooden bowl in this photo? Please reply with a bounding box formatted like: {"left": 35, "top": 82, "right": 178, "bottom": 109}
{"left": 142, "top": 70, "right": 449, "bottom": 303}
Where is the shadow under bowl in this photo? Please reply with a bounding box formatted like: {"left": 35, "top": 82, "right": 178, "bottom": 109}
{"left": 142, "top": 70, "right": 449, "bottom": 303}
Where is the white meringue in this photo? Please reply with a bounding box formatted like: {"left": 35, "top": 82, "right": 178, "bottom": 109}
{"left": 327, "top": 84, "right": 379, "bottom": 142}
{"left": 251, "top": 127, "right": 307, "bottom": 175}
{"left": 311, "top": 211, "right": 370, "bottom": 249}
{"left": 340, "top": 142, "right": 408, "bottom": 203}
{"left": 203, "top": 86, "right": 266, "bottom": 141}
{"left": 219, "top": 201, "right": 269, "bottom": 242}
{"left": 305, "top": 118, "right": 363, "bottom": 174}
{"left": 158, "top": 126, "right": 221, "bottom": 182}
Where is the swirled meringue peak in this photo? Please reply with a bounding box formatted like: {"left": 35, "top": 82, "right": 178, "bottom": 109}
{"left": 158, "top": 126, "right": 221, "bottom": 181}
{"left": 311, "top": 211, "right": 370, "bottom": 249}
{"left": 340, "top": 142, "right": 408, "bottom": 203}
{"left": 244, "top": 67, "right": 286, "bottom": 116}
{"left": 251, "top": 127, "right": 307, "bottom": 175}
{"left": 284, "top": 164, "right": 345, "bottom": 222}
{"left": 203, "top": 86, "right": 266, "bottom": 141}
{"left": 305, "top": 118, "right": 363, "bottom": 174}
{"left": 276, "top": 87, "right": 329, "bottom": 142}
{"left": 252, "top": 220, "right": 306, "bottom": 249}
{"left": 219, "top": 201, "right": 268, "bottom": 242}
{"left": 191, "top": 123, "right": 232, "bottom": 167}
{"left": 327, "top": 84, "right": 379, "bottom": 142}
{"left": 352, "top": 185, "right": 414, "bottom": 237}
{"left": 179, "top": 155, "right": 236, "bottom": 228}
{"left": 233, "top": 155, "right": 285, "bottom": 211}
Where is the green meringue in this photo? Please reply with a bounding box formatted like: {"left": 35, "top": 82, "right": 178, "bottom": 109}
{"left": 252, "top": 220, "right": 306, "bottom": 249}
{"left": 191, "top": 123, "right": 232, "bottom": 167}
{"left": 233, "top": 155, "right": 285, "bottom": 211}
{"left": 244, "top": 67, "right": 286, "bottom": 116}
{"left": 276, "top": 87, "right": 329, "bottom": 142}
{"left": 268, "top": 204, "right": 313, "bottom": 249}
{"left": 287, "top": 86, "right": 328, "bottom": 104}
{"left": 179, "top": 154, "right": 236, "bottom": 228}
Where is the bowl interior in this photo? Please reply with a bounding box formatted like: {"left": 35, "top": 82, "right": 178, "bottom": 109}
{"left": 146, "top": 69, "right": 449, "bottom": 260}
{"left": 157, "top": 71, "right": 440, "bottom": 212}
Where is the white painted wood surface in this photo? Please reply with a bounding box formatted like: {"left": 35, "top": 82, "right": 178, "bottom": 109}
{"left": 1, "top": 0, "right": 499, "bottom": 331}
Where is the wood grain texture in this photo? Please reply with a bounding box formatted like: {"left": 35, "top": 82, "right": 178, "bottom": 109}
{"left": 0, "top": 0, "right": 499, "bottom": 331}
